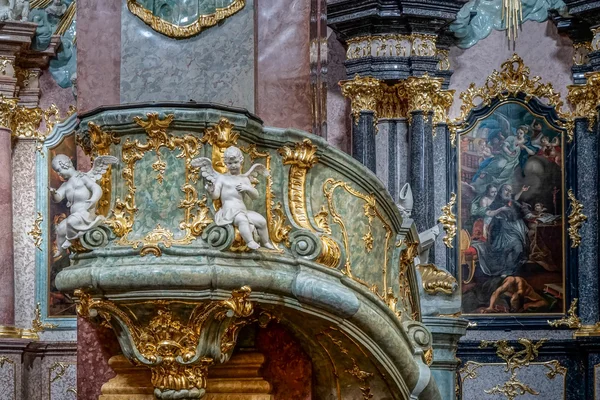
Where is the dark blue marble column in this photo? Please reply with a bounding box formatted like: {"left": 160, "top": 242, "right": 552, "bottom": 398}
{"left": 352, "top": 110, "right": 377, "bottom": 172}
{"left": 408, "top": 110, "right": 435, "bottom": 233}
{"left": 575, "top": 117, "right": 599, "bottom": 325}
{"left": 383, "top": 119, "right": 409, "bottom": 203}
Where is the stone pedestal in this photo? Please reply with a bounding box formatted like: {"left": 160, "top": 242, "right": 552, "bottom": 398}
{"left": 99, "top": 352, "right": 273, "bottom": 400}
{"left": 422, "top": 317, "right": 468, "bottom": 400}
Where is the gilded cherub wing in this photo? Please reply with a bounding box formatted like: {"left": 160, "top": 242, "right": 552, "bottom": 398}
{"left": 86, "top": 155, "right": 118, "bottom": 182}
{"left": 190, "top": 157, "right": 220, "bottom": 183}
{"left": 242, "top": 163, "right": 269, "bottom": 184}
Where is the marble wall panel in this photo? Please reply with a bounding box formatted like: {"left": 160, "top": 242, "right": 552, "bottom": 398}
{"left": 120, "top": 0, "right": 255, "bottom": 111}
{"left": 12, "top": 140, "right": 37, "bottom": 329}
{"left": 76, "top": 318, "right": 120, "bottom": 400}
{"left": 76, "top": 0, "right": 121, "bottom": 113}
{"left": 47, "top": 361, "right": 77, "bottom": 400}
{"left": 0, "top": 354, "right": 17, "bottom": 400}
{"left": 326, "top": 29, "right": 350, "bottom": 153}
{"left": 449, "top": 21, "right": 574, "bottom": 119}
{"left": 39, "top": 69, "right": 75, "bottom": 114}
{"left": 460, "top": 362, "right": 566, "bottom": 400}
{"left": 596, "top": 364, "right": 600, "bottom": 399}
{"left": 256, "top": 0, "right": 312, "bottom": 131}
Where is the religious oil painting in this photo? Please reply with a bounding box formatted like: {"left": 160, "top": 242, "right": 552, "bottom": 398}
{"left": 47, "top": 135, "right": 77, "bottom": 318}
{"left": 459, "top": 102, "right": 565, "bottom": 316}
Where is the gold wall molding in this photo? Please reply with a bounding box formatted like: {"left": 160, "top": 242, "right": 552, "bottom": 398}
{"left": 438, "top": 192, "right": 457, "bottom": 248}
{"left": 567, "top": 189, "right": 587, "bottom": 248}
{"left": 346, "top": 34, "right": 437, "bottom": 60}
{"left": 28, "top": 212, "right": 43, "bottom": 251}
{"left": 416, "top": 264, "right": 457, "bottom": 295}
{"left": 323, "top": 179, "right": 392, "bottom": 291}
{"left": 75, "top": 286, "right": 255, "bottom": 396}
{"left": 86, "top": 122, "right": 121, "bottom": 216}
{"left": 105, "top": 113, "right": 211, "bottom": 255}
{"left": 548, "top": 298, "right": 582, "bottom": 329}
{"left": 450, "top": 54, "right": 572, "bottom": 145}
{"left": 127, "top": 0, "right": 246, "bottom": 39}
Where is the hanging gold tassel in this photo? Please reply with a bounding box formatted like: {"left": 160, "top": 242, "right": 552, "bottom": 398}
{"left": 502, "top": 0, "right": 523, "bottom": 44}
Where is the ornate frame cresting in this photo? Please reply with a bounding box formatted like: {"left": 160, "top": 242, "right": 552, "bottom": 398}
{"left": 34, "top": 114, "right": 79, "bottom": 331}
{"left": 127, "top": 0, "right": 246, "bottom": 39}
{"left": 448, "top": 55, "right": 577, "bottom": 329}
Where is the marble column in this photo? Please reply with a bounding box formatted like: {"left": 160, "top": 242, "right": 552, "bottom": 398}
{"left": 352, "top": 110, "right": 377, "bottom": 171}
{"left": 0, "top": 124, "right": 14, "bottom": 326}
{"left": 576, "top": 116, "right": 599, "bottom": 325}
{"left": 408, "top": 110, "right": 435, "bottom": 233}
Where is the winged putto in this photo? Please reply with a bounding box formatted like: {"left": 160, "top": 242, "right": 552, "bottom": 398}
{"left": 49, "top": 154, "right": 118, "bottom": 255}
{"left": 191, "top": 146, "right": 274, "bottom": 250}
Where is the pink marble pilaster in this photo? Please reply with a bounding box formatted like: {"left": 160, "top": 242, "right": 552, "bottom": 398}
{"left": 77, "top": 317, "right": 120, "bottom": 400}
{"left": 76, "top": 0, "right": 121, "bottom": 113}
{"left": 0, "top": 127, "right": 14, "bottom": 326}
{"left": 256, "top": 0, "right": 312, "bottom": 132}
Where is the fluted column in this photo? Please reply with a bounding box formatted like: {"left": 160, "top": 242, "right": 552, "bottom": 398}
{"left": 0, "top": 96, "right": 17, "bottom": 326}
{"left": 339, "top": 75, "right": 381, "bottom": 172}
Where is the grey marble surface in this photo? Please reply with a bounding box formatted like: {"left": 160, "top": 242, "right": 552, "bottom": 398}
{"left": 120, "top": 0, "right": 255, "bottom": 110}
{"left": 432, "top": 125, "right": 449, "bottom": 269}
{"left": 0, "top": 354, "right": 17, "bottom": 400}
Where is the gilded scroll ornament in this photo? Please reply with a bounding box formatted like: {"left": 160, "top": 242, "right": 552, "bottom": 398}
{"left": 438, "top": 193, "right": 457, "bottom": 248}
{"left": 74, "top": 286, "right": 254, "bottom": 397}
{"left": 566, "top": 71, "right": 600, "bottom": 133}
{"left": 279, "top": 139, "right": 319, "bottom": 230}
{"left": 397, "top": 240, "right": 419, "bottom": 319}
{"left": 437, "top": 49, "right": 450, "bottom": 71}
{"left": 339, "top": 75, "right": 382, "bottom": 125}
{"left": 416, "top": 264, "right": 458, "bottom": 295}
{"left": 566, "top": 189, "right": 586, "bottom": 248}
{"left": 314, "top": 205, "right": 332, "bottom": 234}
{"left": 479, "top": 338, "right": 546, "bottom": 372}
{"left": 484, "top": 375, "right": 539, "bottom": 399}
{"left": 573, "top": 42, "right": 592, "bottom": 66}
{"left": 200, "top": 118, "right": 240, "bottom": 173}
{"left": 548, "top": 298, "right": 582, "bottom": 329}
{"left": 86, "top": 122, "right": 121, "bottom": 216}
{"left": 105, "top": 113, "right": 211, "bottom": 253}
{"left": 28, "top": 212, "right": 43, "bottom": 251}
{"left": 237, "top": 144, "right": 291, "bottom": 251}
{"left": 0, "top": 95, "right": 17, "bottom": 129}
{"left": 127, "top": 0, "right": 246, "bottom": 39}
{"left": 450, "top": 54, "right": 570, "bottom": 145}
{"left": 21, "top": 302, "right": 58, "bottom": 339}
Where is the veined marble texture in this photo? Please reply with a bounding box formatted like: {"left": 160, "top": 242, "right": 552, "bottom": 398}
{"left": 76, "top": 1, "right": 121, "bottom": 113}
{"left": 449, "top": 21, "right": 573, "bottom": 119}
{"left": 12, "top": 140, "right": 37, "bottom": 329}
{"left": 326, "top": 29, "right": 350, "bottom": 154}
{"left": 120, "top": 0, "right": 255, "bottom": 110}
{"left": 0, "top": 354, "right": 17, "bottom": 400}
{"left": 256, "top": 0, "right": 311, "bottom": 131}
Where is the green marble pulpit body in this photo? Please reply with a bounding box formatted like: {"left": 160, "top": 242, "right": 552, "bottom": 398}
{"left": 56, "top": 103, "right": 442, "bottom": 400}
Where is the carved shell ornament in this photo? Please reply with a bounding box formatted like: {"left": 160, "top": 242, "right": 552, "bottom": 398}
{"left": 127, "top": 0, "right": 246, "bottom": 38}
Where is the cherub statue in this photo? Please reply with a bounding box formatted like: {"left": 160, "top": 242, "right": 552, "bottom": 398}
{"left": 191, "top": 146, "right": 274, "bottom": 250}
{"left": 0, "top": 0, "right": 29, "bottom": 21}
{"left": 49, "top": 154, "right": 118, "bottom": 256}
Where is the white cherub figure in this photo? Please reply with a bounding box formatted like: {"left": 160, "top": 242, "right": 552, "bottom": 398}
{"left": 191, "top": 146, "right": 274, "bottom": 250}
{"left": 49, "top": 154, "right": 118, "bottom": 255}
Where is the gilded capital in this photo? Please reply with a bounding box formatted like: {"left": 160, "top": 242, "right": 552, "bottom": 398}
{"left": 339, "top": 75, "right": 382, "bottom": 124}
{"left": 11, "top": 106, "right": 43, "bottom": 140}
{"left": 567, "top": 72, "right": 600, "bottom": 129}
{"left": 402, "top": 74, "right": 454, "bottom": 125}
{"left": 0, "top": 95, "right": 18, "bottom": 130}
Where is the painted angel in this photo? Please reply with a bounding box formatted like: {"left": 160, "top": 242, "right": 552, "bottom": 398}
{"left": 49, "top": 154, "right": 118, "bottom": 256}
{"left": 191, "top": 146, "right": 274, "bottom": 250}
